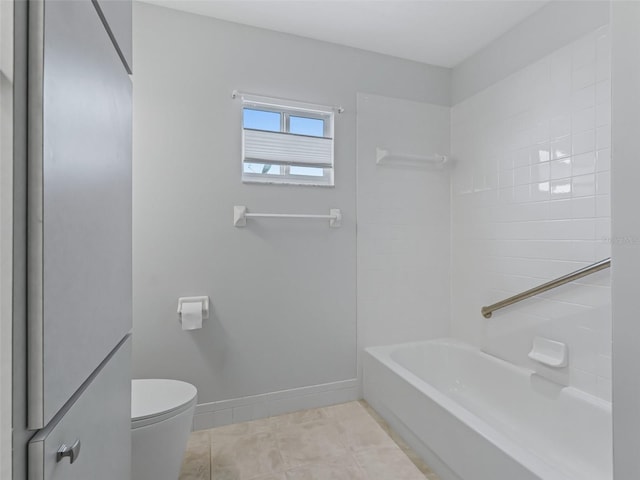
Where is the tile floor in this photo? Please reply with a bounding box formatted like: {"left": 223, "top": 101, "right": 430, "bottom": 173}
{"left": 179, "top": 400, "right": 441, "bottom": 480}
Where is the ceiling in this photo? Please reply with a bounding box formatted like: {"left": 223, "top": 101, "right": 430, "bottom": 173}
{"left": 141, "top": 0, "right": 549, "bottom": 68}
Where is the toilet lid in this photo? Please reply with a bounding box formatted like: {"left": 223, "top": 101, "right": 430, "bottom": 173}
{"left": 132, "top": 379, "right": 197, "bottom": 422}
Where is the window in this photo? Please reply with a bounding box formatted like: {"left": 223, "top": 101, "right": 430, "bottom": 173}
{"left": 241, "top": 95, "right": 335, "bottom": 186}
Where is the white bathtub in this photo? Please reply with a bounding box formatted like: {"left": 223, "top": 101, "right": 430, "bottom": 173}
{"left": 363, "top": 338, "right": 612, "bottom": 480}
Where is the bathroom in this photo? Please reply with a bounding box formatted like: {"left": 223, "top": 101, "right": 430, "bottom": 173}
{"left": 2, "top": 0, "right": 640, "bottom": 479}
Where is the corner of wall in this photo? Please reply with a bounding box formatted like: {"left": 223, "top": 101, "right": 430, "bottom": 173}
{"left": 451, "top": 0, "right": 610, "bottom": 105}
{"left": 611, "top": 1, "right": 640, "bottom": 476}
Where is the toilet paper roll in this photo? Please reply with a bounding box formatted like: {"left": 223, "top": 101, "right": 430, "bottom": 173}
{"left": 181, "top": 301, "right": 203, "bottom": 330}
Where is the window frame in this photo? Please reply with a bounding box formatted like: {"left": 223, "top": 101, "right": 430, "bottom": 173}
{"left": 240, "top": 99, "right": 335, "bottom": 187}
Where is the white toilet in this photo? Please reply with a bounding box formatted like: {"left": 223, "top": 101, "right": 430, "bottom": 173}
{"left": 131, "top": 379, "right": 198, "bottom": 480}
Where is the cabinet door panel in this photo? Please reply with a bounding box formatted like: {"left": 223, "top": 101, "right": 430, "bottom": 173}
{"left": 28, "top": 0, "right": 132, "bottom": 428}
{"left": 29, "top": 337, "right": 131, "bottom": 480}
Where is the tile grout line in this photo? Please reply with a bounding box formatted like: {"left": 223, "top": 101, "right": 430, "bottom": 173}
{"left": 208, "top": 429, "right": 213, "bottom": 480}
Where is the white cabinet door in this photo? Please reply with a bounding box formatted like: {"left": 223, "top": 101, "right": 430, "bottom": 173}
{"left": 28, "top": 336, "right": 131, "bottom": 480}
{"left": 27, "top": 0, "right": 132, "bottom": 428}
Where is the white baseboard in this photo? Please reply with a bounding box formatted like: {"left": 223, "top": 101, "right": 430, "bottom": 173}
{"left": 192, "top": 378, "right": 360, "bottom": 431}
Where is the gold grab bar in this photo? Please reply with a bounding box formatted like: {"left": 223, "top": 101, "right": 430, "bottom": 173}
{"left": 481, "top": 258, "right": 611, "bottom": 318}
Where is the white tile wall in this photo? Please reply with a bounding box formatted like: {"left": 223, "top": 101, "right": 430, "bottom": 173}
{"left": 451, "top": 27, "right": 611, "bottom": 401}
{"left": 356, "top": 93, "right": 451, "bottom": 364}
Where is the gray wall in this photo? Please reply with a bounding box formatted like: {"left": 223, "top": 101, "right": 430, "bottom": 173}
{"left": 132, "top": 2, "right": 450, "bottom": 407}
{"left": 452, "top": 0, "right": 610, "bottom": 104}
{"left": 611, "top": 1, "right": 640, "bottom": 477}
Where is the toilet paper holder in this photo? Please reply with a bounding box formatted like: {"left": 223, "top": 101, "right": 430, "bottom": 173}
{"left": 177, "top": 296, "right": 210, "bottom": 321}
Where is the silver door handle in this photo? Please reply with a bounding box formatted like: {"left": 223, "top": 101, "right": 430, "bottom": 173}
{"left": 56, "top": 439, "right": 81, "bottom": 464}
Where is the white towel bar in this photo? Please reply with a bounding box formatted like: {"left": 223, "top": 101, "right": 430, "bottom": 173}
{"left": 376, "top": 147, "right": 449, "bottom": 167}
{"left": 233, "top": 205, "right": 342, "bottom": 228}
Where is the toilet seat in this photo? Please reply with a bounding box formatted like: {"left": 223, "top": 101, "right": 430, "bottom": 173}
{"left": 131, "top": 379, "right": 197, "bottom": 429}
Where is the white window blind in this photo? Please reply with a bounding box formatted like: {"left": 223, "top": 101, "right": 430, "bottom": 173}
{"left": 243, "top": 129, "right": 333, "bottom": 168}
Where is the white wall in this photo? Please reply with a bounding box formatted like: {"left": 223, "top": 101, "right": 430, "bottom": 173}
{"left": 132, "top": 2, "right": 450, "bottom": 428}
{"left": 0, "top": 2, "right": 12, "bottom": 477}
{"left": 452, "top": 0, "right": 609, "bottom": 104}
{"left": 611, "top": 2, "right": 640, "bottom": 477}
{"left": 356, "top": 93, "right": 451, "bottom": 361}
{"left": 450, "top": 27, "right": 612, "bottom": 400}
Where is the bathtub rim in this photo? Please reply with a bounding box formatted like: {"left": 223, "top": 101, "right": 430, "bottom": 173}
{"left": 364, "top": 337, "right": 612, "bottom": 480}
